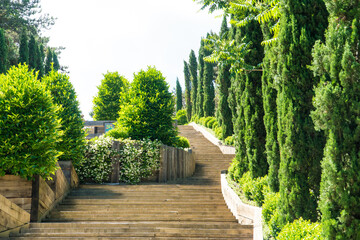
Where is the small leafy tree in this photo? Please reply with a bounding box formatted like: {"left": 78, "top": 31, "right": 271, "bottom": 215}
{"left": 183, "top": 61, "right": 192, "bottom": 121}
{"left": 93, "top": 71, "right": 129, "bottom": 120}
{"left": 117, "top": 66, "right": 177, "bottom": 146}
{"left": 42, "top": 69, "right": 86, "bottom": 167}
{"left": 0, "top": 64, "right": 62, "bottom": 180}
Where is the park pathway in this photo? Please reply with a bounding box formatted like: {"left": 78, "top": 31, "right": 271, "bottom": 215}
{"left": 10, "top": 125, "right": 252, "bottom": 239}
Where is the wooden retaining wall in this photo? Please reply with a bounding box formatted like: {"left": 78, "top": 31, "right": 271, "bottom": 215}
{"left": 158, "top": 145, "right": 195, "bottom": 182}
{"left": 0, "top": 161, "right": 79, "bottom": 234}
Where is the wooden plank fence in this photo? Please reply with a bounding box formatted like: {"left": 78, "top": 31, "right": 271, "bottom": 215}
{"left": 109, "top": 142, "right": 195, "bottom": 183}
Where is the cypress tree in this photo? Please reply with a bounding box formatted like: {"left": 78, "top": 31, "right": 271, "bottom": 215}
{"left": 189, "top": 50, "right": 198, "bottom": 117}
{"left": 196, "top": 40, "right": 205, "bottom": 117}
{"left": 0, "top": 28, "right": 7, "bottom": 74}
{"left": 44, "top": 47, "right": 52, "bottom": 75}
{"left": 262, "top": 26, "right": 280, "bottom": 192}
{"left": 28, "top": 35, "right": 37, "bottom": 70}
{"left": 53, "top": 51, "right": 60, "bottom": 71}
{"left": 183, "top": 61, "right": 192, "bottom": 121}
{"left": 203, "top": 34, "right": 215, "bottom": 117}
{"left": 311, "top": 1, "right": 360, "bottom": 238}
{"left": 216, "top": 15, "right": 233, "bottom": 139}
{"left": 176, "top": 77, "right": 183, "bottom": 112}
{"left": 277, "top": 0, "right": 328, "bottom": 224}
{"left": 36, "top": 43, "right": 45, "bottom": 78}
{"left": 19, "top": 31, "right": 29, "bottom": 64}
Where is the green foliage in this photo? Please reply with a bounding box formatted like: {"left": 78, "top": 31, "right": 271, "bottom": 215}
{"left": 175, "top": 77, "right": 183, "bottom": 112}
{"left": 0, "top": 64, "right": 62, "bottom": 179}
{"left": 117, "top": 66, "right": 177, "bottom": 146}
{"left": 310, "top": 3, "right": 360, "bottom": 239}
{"left": 0, "top": 28, "right": 8, "bottom": 74}
{"left": 28, "top": 35, "right": 38, "bottom": 70}
{"left": 52, "top": 51, "right": 60, "bottom": 71}
{"left": 76, "top": 135, "right": 114, "bottom": 183}
{"left": 204, "top": 116, "right": 215, "bottom": 128}
{"left": 190, "top": 114, "right": 199, "bottom": 124}
{"left": 19, "top": 31, "right": 29, "bottom": 64}
{"left": 206, "top": 118, "right": 216, "bottom": 129}
{"left": 189, "top": 50, "right": 198, "bottom": 117}
{"left": 214, "top": 126, "right": 223, "bottom": 140}
{"left": 224, "top": 135, "right": 234, "bottom": 146}
{"left": 196, "top": 40, "right": 205, "bottom": 117}
{"left": 276, "top": 0, "right": 328, "bottom": 225}
{"left": 42, "top": 69, "right": 86, "bottom": 166}
{"left": 44, "top": 47, "right": 52, "bottom": 75}
{"left": 238, "top": 172, "right": 269, "bottom": 206}
{"left": 76, "top": 136, "right": 162, "bottom": 184}
{"left": 211, "top": 121, "right": 218, "bottom": 130}
{"left": 174, "top": 136, "right": 190, "bottom": 149}
{"left": 176, "top": 109, "right": 188, "bottom": 125}
{"left": 183, "top": 61, "right": 192, "bottom": 121}
{"left": 93, "top": 71, "right": 129, "bottom": 121}
{"left": 203, "top": 35, "right": 216, "bottom": 117}
{"left": 106, "top": 125, "right": 129, "bottom": 140}
{"left": 262, "top": 191, "right": 281, "bottom": 239}
{"left": 277, "top": 218, "right": 322, "bottom": 240}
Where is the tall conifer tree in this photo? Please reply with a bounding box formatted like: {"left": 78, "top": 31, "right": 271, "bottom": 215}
{"left": 0, "top": 28, "right": 7, "bottom": 74}
{"left": 203, "top": 34, "right": 215, "bottom": 117}
{"left": 36, "top": 43, "right": 44, "bottom": 78}
{"left": 196, "top": 40, "right": 205, "bottom": 117}
{"left": 19, "top": 31, "right": 29, "bottom": 64}
{"left": 176, "top": 77, "right": 183, "bottom": 112}
{"left": 53, "top": 51, "right": 60, "bottom": 71}
{"left": 189, "top": 50, "right": 198, "bottom": 117}
{"left": 277, "top": 0, "right": 328, "bottom": 224}
{"left": 216, "top": 15, "right": 233, "bottom": 139}
{"left": 44, "top": 47, "right": 52, "bottom": 75}
{"left": 183, "top": 61, "right": 192, "bottom": 121}
{"left": 28, "top": 35, "right": 38, "bottom": 70}
{"left": 311, "top": 1, "right": 360, "bottom": 238}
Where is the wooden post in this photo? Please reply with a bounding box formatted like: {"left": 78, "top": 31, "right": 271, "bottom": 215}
{"left": 110, "top": 141, "right": 120, "bottom": 183}
{"left": 158, "top": 146, "right": 165, "bottom": 182}
{"left": 30, "top": 175, "right": 40, "bottom": 222}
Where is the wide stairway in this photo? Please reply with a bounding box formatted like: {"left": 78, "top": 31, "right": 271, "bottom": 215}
{"left": 10, "top": 125, "right": 252, "bottom": 239}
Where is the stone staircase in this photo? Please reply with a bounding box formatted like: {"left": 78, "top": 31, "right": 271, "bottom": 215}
{"left": 9, "top": 125, "right": 252, "bottom": 239}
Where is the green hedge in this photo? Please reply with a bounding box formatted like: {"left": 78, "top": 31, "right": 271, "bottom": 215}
{"left": 176, "top": 109, "right": 188, "bottom": 125}
{"left": 0, "top": 64, "right": 62, "bottom": 180}
{"left": 277, "top": 218, "right": 321, "bottom": 240}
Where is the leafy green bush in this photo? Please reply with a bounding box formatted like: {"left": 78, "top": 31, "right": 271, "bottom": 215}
{"left": 106, "top": 124, "right": 129, "bottom": 139}
{"left": 76, "top": 135, "right": 114, "bottom": 183}
{"left": 176, "top": 109, "right": 188, "bottom": 125}
{"left": 212, "top": 121, "right": 218, "bottom": 130}
{"left": 191, "top": 114, "right": 199, "bottom": 123}
{"left": 118, "top": 138, "right": 161, "bottom": 184}
{"left": 174, "top": 136, "right": 190, "bottom": 149}
{"left": 207, "top": 118, "right": 216, "bottom": 128}
{"left": 42, "top": 69, "right": 86, "bottom": 167}
{"left": 117, "top": 67, "right": 176, "bottom": 146}
{"left": 239, "top": 172, "right": 269, "bottom": 206}
{"left": 203, "top": 116, "right": 213, "bottom": 127}
{"left": 76, "top": 135, "right": 162, "bottom": 184}
{"left": 224, "top": 135, "right": 234, "bottom": 146}
{"left": 215, "top": 126, "right": 224, "bottom": 140}
{"left": 199, "top": 117, "right": 206, "bottom": 126}
{"left": 263, "top": 191, "right": 282, "bottom": 239}
{"left": 0, "top": 64, "right": 62, "bottom": 179}
{"left": 277, "top": 218, "right": 322, "bottom": 240}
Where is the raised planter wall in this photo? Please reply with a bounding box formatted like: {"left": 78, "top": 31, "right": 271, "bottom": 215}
{"left": 221, "top": 172, "right": 263, "bottom": 240}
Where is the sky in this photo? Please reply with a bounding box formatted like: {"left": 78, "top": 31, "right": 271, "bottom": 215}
{"left": 40, "top": 0, "right": 223, "bottom": 120}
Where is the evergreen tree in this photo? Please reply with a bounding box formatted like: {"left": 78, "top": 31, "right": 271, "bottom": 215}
{"left": 0, "top": 28, "right": 7, "bottom": 74}
{"left": 216, "top": 15, "right": 233, "bottom": 139}
{"left": 196, "top": 40, "right": 205, "bottom": 117}
{"left": 176, "top": 78, "right": 183, "bottom": 112}
{"left": 189, "top": 50, "right": 198, "bottom": 117}
{"left": 183, "top": 61, "right": 192, "bottom": 121}
{"left": 44, "top": 47, "right": 52, "bottom": 75}
{"left": 42, "top": 69, "right": 86, "bottom": 167}
{"left": 36, "top": 43, "right": 44, "bottom": 78}
{"left": 311, "top": 1, "right": 360, "bottom": 238}
{"left": 28, "top": 35, "right": 38, "bottom": 70}
{"left": 203, "top": 34, "right": 215, "bottom": 117}
{"left": 262, "top": 25, "right": 281, "bottom": 192}
{"left": 93, "top": 71, "right": 129, "bottom": 121}
{"left": 277, "top": 0, "right": 328, "bottom": 224}
{"left": 19, "top": 31, "right": 29, "bottom": 64}
{"left": 53, "top": 51, "right": 60, "bottom": 71}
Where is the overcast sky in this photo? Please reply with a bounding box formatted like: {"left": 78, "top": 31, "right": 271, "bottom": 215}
{"left": 40, "top": 0, "right": 223, "bottom": 120}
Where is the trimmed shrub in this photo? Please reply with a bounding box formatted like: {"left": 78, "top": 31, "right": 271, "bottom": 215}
{"left": 191, "top": 114, "right": 199, "bottom": 123}
{"left": 176, "top": 109, "right": 188, "bottom": 125}
{"left": 277, "top": 218, "right": 322, "bottom": 240}
{"left": 76, "top": 135, "right": 162, "bottom": 184}
{"left": 174, "top": 136, "right": 190, "bottom": 149}
{"left": 239, "top": 172, "right": 269, "bottom": 206}
{"left": 42, "top": 69, "right": 86, "bottom": 167}
{"left": 212, "top": 121, "right": 218, "bottom": 130}
{"left": 199, "top": 117, "right": 206, "bottom": 126}
{"left": 206, "top": 118, "right": 216, "bottom": 128}
{"left": 106, "top": 125, "right": 129, "bottom": 139}
{"left": 224, "top": 135, "right": 234, "bottom": 146}
{"left": 0, "top": 64, "right": 62, "bottom": 180}
{"left": 263, "top": 191, "right": 282, "bottom": 239}
{"left": 215, "top": 126, "right": 223, "bottom": 140}
{"left": 204, "top": 116, "right": 215, "bottom": 128}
